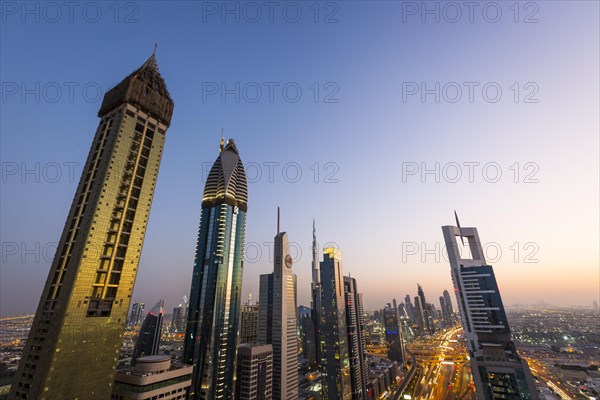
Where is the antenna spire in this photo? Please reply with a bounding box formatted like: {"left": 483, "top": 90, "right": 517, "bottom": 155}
{"left": 219, "top": 129, "right": 225, "bottom": 153}
{"left": 153, "top": 43, "right": 158, "bottom": 56}
{"left": 277, "top": 207, "right": 280, "bottom": 235}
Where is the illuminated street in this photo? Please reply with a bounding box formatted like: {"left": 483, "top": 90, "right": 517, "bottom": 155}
{"left": 404, "top": 327, "right": 476, "bottom": 400}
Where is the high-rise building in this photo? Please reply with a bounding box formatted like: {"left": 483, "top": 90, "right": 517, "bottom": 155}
{"left": 172, "top": 303, "right": 186, "bottom": 333}
{"left": 443, "top": 289, "right": 454, "bottom": 322}
{"left": 235, "top": 343, "right": 274, "bottom": 400}
{"left": 310, "top": 220, "right": 322, "bottom": 364}
{"left": 258, "top": 209, "right": 299, "bottom": 400}
{"left": 414, "top": 296, "right": 426, "bottom": 336}
{"left": 442, "top": 220, "right": 539, "bottom": 400}
{"left": 344, "top": 276, "right": 369, "bottom": 400}
{"left": 299, "top": 311, "right": 317, "bottom": 367}
{"left": 133, "top": 300, "right": 164, "bottom": 364}
{"left": 383, "top": 305, "right": 405, "bottom": 366}
{"left": 129, "top": 301, "right": 145, "bottom": 326}
{"left": 10, "top": 53, "right": 174, "bottom": 400}
{"left": 111, "top": 355, "right": 192, "bottom": 400}
{"left": 439, "top": 296, "right": 451, "bottom": 327}
{"left": 183, "top": 139, "right": 248, "bottom": 400}
{"left": 417, "top": 284, "right": 434, "bottom": 334}
{"left": 404, "top": 295, "right": 416, "bottom": 323}
{"left": 319, "top": 248, "right": 352, "bottom": 400}
{"left": 241, "top": 300, "right": 259, "bottom": 344}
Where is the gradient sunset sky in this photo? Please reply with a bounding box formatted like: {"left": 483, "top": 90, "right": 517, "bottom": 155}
{"left": 1, "top": 1, "right": 598, "bottom": 316}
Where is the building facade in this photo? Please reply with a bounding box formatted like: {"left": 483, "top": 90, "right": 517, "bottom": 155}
{"left": 241, "top": 302, "right": 259, "bottom": 344}
{"left": 10, "top": 54, "right": 174, "bottom": 400}
{"left": 319, "top": 248, "right": 352, "bottom": 400}
{"left": 129, "top": 302, "right": 145, "bottom": 326}
{"left": 133, "top": 300, "right": 164, "bottom": 364}
{"left": 258, "top": 209, "right": 299, "bottom": 400}
{"left": 183, "top": 139, "right": 248, "bottom": 400}
{"left": 344, "top": 276, "right": 369, "bottom": 400}
{"left": 112, "top": 355, "right": 192, "bottom": 400}
{"left": 383, "top": 305, "right": 405, "bottom": 366}
{"left": 235, "top": 343, "right": 274, "bottom": 400}
{"left": 442, "top": 222, "right": 539, "bottom": 400}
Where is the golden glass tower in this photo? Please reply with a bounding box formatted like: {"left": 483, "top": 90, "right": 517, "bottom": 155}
{"left": 10, "top": 54, "right": 174, "bottom": 400}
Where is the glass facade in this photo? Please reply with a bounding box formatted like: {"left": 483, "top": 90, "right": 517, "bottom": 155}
{"left": 183, "top": 140, "right": 248, "bottom": 400}
{"left": 10, "top": 55, "right": 173, "bottom": 400}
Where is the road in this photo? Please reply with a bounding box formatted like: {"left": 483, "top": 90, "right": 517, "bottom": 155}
{"left": 405, "top": 326, "right": 476, "bottom": 400}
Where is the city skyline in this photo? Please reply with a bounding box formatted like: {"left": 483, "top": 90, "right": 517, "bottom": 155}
{"left": 2, "top": 3, "right": 598, "bottom": 317}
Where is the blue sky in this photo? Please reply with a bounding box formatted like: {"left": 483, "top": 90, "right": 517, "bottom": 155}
{"left": 1, "top": 1, "right": 599, "bottom": 316}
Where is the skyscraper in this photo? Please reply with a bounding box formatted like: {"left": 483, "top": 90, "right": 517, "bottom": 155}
{"left": 132, "top": 299, "right": 164, "bottom": 364}
{"left": 383, "top": 304, "right": 406, "bottom": 366}
{"left": 183, "top": 139, "right": 248, "bottom": 400}
{"left": 414, "top": 296, "right": 426, "bottom": 336}
{"left": 236, "top": 343, "right": 274, "bottom": 400}
{"left": 129, "top": 301, "right": 145, "bottom": 326}
{"left": 258, "top": 209, "right": 299, "bottom": 400}
{"left": 10, "top": 53, "right": 174, "bottom": 400}
{"left": 319, "top": 248, "right": 352, "bottom": 400}
{"left": 344, "top": 276, "right": 369, "bottom": 400}
{"left": 241, "top": 300, "right": 259, "bottom": 344}
{"left": 439, "top": 296, "right": 451, "bottom": 328}
{"left": 442, "top": 220, "right": 539, "bottom": 400}
{"left": 172, "top": 303, "right": 186, "bottom": 333}
{"left": 443, "top": 289, "right": 454, "bottom": 322}
{"left": 310, "top": 220, "right": 322, "bottom": 364}
{"left": 417, "top": 284, "right": 434, "bottom": 334}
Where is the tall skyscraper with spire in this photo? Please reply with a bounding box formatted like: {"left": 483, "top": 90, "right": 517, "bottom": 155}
{"left": 417, "top": 284, "right": 434, "bottom": 334}
{"left": 442, "top": 218, "right": 539, "bottom": 400}
{"left": 258, "top": 208, "right": 299, "bottom": 400}
{"left": 183, "top": 139, "right": 248, "bottom": 400}
{"left": 310, "top": 220, "right": 322, "bottom": 363}
{"left": 10, "top": 53, "right": 173, "bottom": 400}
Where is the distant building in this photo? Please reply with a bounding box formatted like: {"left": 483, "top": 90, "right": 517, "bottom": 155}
{"left": 319, "top": 247, "right": 352, "bottom": 400}
{"left": 130, "top": 302, "right": 145, "bottom": 326}
{"left": 383, "top": 305, "right": 405, "bottom": 366}
{"left": 133, "top": 300, "right": 164, "bottom": 365}
{"left": 241, "top": 302, "right": 259, "bottom": 343}
{"left": 344, "top": 276, "right": 369, "bottom": 400}
{"left": 417, "top": 284, "right": 434, "bottom": 334}
{"left": 235, "top": 343, "right": 274, "bottom": 400}
{"left": 111, "top": 355, "right": 192, "bottom": 400}
{"left": 298, "top": 306, "right": 317, "bottom": 367}
{"left": 171, "top": 304, "right": 185, "bottom": 333}
{"left": 442, "top": 220, "right": 539, "bottom": 400}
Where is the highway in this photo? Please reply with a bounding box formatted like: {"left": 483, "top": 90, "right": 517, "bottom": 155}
{"left": 404, "top": 326, "right": 476, "bottom": 400}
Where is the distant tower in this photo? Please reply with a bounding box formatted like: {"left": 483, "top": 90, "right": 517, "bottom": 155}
{"left": 344, "top": 276, "right": 369, "bottom": 400}
{"left": 442, "top": 219, "right": 539, "bottom": 400}
{"left": 236, "top": 343, "right": 274, "bottom": 400}
{"left": 241, "top": 302, "right": 259, "bottom": 344}
{"left": 319, "top": 248, "right": 352, "bottom": 400}
{"left": 258, "top": 209, "right": 299, "bottom": 400}
{"left": 383, "top": 304, "right": 406, "bottom": 366}
{"left": 417, "top": 284, "right": 434, "bottom": 334}
{"left": 414, "top": 296, "right": 426, "bottom": 336}
{"left": 10, "top": 53, "right": 174, "bottom": 400}
{"left": 443, "top": 289, "right": 454, "bottom": 321}
{"left": 133, "top": 299, "right": 164, "bottom": 364}
{"left": 310, "top": 220, "right": 322, "bottom": 363}
{"left": 172, "top": 304, "right": 185, "bottom": 333}
{"left": 183, "top": 139, "right": 248, "bottom": 400}
{"left": 130, "top": 301, "right": 146, "bottom": 326}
